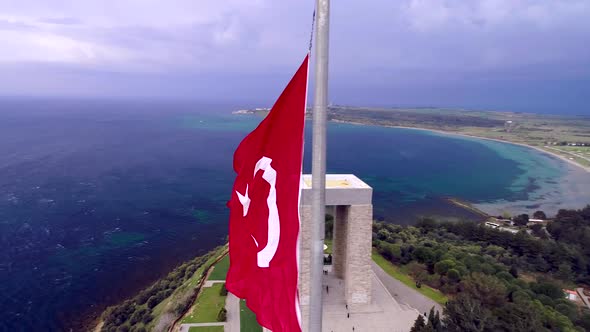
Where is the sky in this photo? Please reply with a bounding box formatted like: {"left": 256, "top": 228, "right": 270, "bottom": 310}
{"left": 0, "top": 0, "right": 589, "bottom": 114}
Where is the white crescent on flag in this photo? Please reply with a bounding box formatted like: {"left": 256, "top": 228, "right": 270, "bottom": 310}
{"left": 235, "top": 156, "right": 280, "bottom": 268}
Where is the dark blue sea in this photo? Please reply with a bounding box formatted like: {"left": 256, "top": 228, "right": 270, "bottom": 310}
{"left": 0, "top": 99, "right": 587, "bottom": 331}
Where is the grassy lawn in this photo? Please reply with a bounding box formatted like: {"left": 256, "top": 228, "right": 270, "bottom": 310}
{"left": 188, "top": 327, "right": 224, "bottom": 332}
{"left": 208, "top": 254, "right": 230, "bottom": 280}
{"left": 149, "top": 246, "right": 227, "bottom": 329}
{"left": 240, "top": 299, "right": 262, "bottom": 332}
{"left": 372, "top": 250, "right": 448, "bottom": 305}
{"left": 182, "top": 283, "right": 227, "bottom": 324}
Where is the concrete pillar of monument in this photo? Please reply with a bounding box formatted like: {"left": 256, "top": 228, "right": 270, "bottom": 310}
{"left": 299, "top": 174, "right": 373, "bottom": 315}
{"left": 298, "top": 204, "right": 313, "bottom": 312}
{"left": 344, "top": 204, "right": 373, "bottom": 305}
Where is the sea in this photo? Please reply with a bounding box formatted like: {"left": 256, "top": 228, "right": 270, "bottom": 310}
{"left": 0, "top": 99, "right": 588, "bottom": 331}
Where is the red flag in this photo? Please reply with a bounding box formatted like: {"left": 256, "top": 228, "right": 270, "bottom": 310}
{"left": 226, "top": 54, "right": 309, "bottom": 332}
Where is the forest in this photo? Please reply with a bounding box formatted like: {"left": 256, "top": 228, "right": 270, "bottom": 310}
{"left": 99, "top": 247, "right": 223, "bottom": 332}
{"left": 373, "top": 205, "right": 590, "bottom": 331}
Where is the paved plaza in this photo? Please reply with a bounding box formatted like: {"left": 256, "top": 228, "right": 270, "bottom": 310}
{"left": 300, "top": 265, "right": 420, "bottom": 332}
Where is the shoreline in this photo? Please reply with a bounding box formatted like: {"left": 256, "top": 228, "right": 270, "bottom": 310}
{"left": 330, "top": 119, "right": 590, "bottom": 174}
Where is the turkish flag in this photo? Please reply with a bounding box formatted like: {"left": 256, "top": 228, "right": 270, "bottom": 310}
{"left": 226, "top": 54, "right": 309, "bottom": 332}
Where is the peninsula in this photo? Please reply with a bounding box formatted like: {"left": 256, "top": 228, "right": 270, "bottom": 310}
{"left": 235, "top": 106, "right": 590, "bottom": 171}
{"left": 328, "top": 106, "right": 590, "bottom": 172}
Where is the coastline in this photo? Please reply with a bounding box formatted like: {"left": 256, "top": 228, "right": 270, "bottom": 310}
{"left": 331, "top": 119, "right": 590, "bottom": 216}
{"left": 92, "top": 117, "right": 588, "bottom": 330}
{"left": 93, "top": 246, "right": 227, "bottom": 332}
{"left": 330, "top": 119, "right": 590, "bottom": 174}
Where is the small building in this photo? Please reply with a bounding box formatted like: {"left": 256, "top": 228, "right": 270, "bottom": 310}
{"left": 527, "top": 219, "right": 548, "bottom": 227}
{"left": 485, "top": 221, "right": 519, "bottom": 234}
{"left": 565, "top": 289, "right": 578, "bottom": 301}
{"left": 528, "top": 219, "right": 546, "bottom": 223}
{"left": 498, "top": 226, "right": 519, "bottom": 234}
{"left": 498, "top": 219, "right": 514, "bottom": 226}
{"left": 485, "top": 222, "right": 499, "bottom": 229}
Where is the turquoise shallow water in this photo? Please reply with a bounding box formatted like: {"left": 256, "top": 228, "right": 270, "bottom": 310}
{"left": 0, "top": 100, "right": 588, "bottom": 330}
{"left": 402, "top": 129, "right": 590, "bottom": 215}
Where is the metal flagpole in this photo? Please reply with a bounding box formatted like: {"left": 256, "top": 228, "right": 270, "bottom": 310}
{"left": 310, "top": 0, "right": 329, "bottom": 331}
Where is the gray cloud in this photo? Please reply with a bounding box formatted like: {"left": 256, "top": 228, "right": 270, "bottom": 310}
{"left": 0, "top": 0, "right": 588, "bottom": 114}
{"left": 0, "top": 19, "right": 37, "bottom": 31}
{"left": 38, "top": 17, "right": 83, "bottom": 25}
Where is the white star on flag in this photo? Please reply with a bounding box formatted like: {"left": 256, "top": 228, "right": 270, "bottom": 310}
{"left": 236, "top": 185, "right": 250, "bottom": 217}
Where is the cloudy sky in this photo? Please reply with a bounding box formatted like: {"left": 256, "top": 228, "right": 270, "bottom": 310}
{"left": 0, "top": 0, "right": 589, "bottom": 113}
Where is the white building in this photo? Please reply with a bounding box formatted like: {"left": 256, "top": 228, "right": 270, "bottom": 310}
{"left": 565, "top": 289, "right": 578, "bottom": 301}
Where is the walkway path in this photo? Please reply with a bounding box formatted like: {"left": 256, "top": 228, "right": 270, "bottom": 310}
{"left": 225, "top": 292, "right": 240, "bottom": 332}
{"left": 301, "top": 266, "right": 419, "bottom": 332}
{"left": 371, "top": 261, "right": 443, "bottom": 315}
{"left": 179, "top": 282, "right": 238, "bottom": 332}
{"left": 178, "top": 287, "right": 235, "bottom": 332}
{"left": 179, "top": 276, "right": 232, "bottom": 331}
{"left": 203, "top": 280, "right": 225, "bottom": 287}
{"left": 181, "top": 262, "right": 439, "bottom": 331}
{"left": 179, "top": 322, "right": 225, "bottom": 332}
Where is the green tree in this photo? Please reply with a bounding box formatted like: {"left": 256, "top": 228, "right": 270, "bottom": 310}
{"left": 429, "top": 308, "right": 442, "bottom": 331}
{"left": 555, "top": 302, "right": 578, "bottom": 322}
{"left": 529, "top": 223, "right": 545, "bottom": 238}
{"left": 463, "top": 273, "right": 507, "bottom": 307}
{"left": 377, "top": 229, "right": 391, "bottom": 241}
{"left": 412, "top": 246, "right": 436, "bottom": 264}
{"left": 495, "top": 271, "right": 514, "bottom": 282}
{"left": 416, "top": 218, "right": 439, "bottom": 232}
{"left": 380, "top": 242, "right": 402, "bottom": 262}
{"left": 432, "top": 310, "right": 443, "bottom": 332}
{"left": 115, "top": 326, "right": 130, "bottom": 332}
{"left": 484, "top": 245, "right": 504, "bottom": 257}
{"left": 443, "top": 294, "right": 493, "bottom": 332}
{"left": 147, "top": 296, "right": 160, "bottom": 309}
{"left": 447, "top": 269, "right": 461, "bottom": 282}
{"left": 577, "top": 312, "right": 590, "bottom": 331}
{"left": 514, "top": 214, "right": 530, "bottom": 227}
{"left": 434, "top": 259, "right": 456, "bottom": 275}
{"left": 510, "top": 290, "right": 532, "bottom": 304}
{"left": 217, "top": 307, "right": 227, "bottom": 322}
{"left": 533, "top": 211, "right": 547, "bottom": 220}
{"left": 478, "top": 263, "right": 496, "bottom": 275}
{"left": 136, "top": 290, "right": 151, "bottom": 305}
{"left": 531, "top": 281, "right": 564, "bottom": 300}
{"left": 410, "top": 314, "right": 426, "bottom": 332}
{"left": 533, "top": 300, "right": 577, "bottom": 332}
{"left": 492, "top": 302, "right": 544, "bottom": 332}
{"left": 141, "top": 313, "right": 153, "bottom": 324}
{"left": 129, "top": 308, "right": 147, "bottom": 325}
{"left": 556, "top": 263, "right": 574, "bottom": 281}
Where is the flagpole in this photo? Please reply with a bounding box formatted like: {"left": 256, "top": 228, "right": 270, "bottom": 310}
{"left": 310, "top": 0, "right": 329, "bottom": 331}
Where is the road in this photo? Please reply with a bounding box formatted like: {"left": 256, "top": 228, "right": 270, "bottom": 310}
{"left": 371, "top": 261, "right": 443, "bottom": 316}
{"left": 179, "top": 322, "right": 225, "bottom": 332}
{"left": 546, "top": 146, "right": 590, "bottom": 163}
